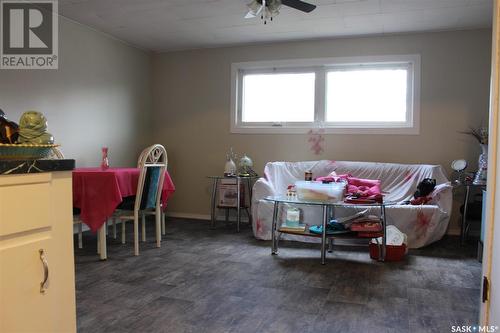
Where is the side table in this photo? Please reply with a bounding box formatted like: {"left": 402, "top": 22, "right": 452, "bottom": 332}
{"left": 459, "top": 182, "right": 486, "bottom": 245}
{"left": 208, "top": 175, "right": 258, "bottom": 232}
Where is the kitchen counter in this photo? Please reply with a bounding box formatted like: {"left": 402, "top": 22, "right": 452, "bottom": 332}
{"left": 0, "top": 159, "right": 75, "bottom": 175}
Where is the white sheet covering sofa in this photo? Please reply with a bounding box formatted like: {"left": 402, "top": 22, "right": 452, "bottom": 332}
{"left": 251, "top": 160, "right": 453, "bottom": 248}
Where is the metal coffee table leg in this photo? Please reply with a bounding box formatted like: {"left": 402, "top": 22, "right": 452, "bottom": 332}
{"left": 321, "top": 205, "right": 327, "bottom": 265}
{"left": 328, "top": 239, "right": 333, "bottom": 253}
{"left": 328, "top": 206, "right": 334, "bottom": 253}
{"left": 271, "top": 201, "right": 279, "bottom": 255}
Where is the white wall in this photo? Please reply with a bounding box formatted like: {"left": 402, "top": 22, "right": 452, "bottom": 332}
{"left": 0, "top": 17, "right": 153, "bottom": 167}
{"left": 151, "top": 29, "right": 492, "bottom": 233}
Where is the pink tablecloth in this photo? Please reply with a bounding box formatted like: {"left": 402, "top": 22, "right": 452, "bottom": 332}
{"left": 73, "top": 167, "right": 175, "bottom": 233}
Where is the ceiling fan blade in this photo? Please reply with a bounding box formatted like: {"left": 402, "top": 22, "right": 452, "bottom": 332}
{"left": 281, "top": 0, "right": 316, "bottom": 13}
{"left": 255, "top": 4, "right": 264, "bottom": 16}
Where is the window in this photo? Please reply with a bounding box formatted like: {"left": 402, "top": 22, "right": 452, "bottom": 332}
{"left": 326, "top": 66, "right": 408, "bottom": 124}
{"left": 231, "top": 55, "right": 420, "bottom": 134}
{"left": 242, "top": 72, "right": 315, "bottom": 123}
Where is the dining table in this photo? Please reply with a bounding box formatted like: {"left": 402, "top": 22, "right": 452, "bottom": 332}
{"left": 72, "top": 167, "right": 175, "bottom": 260}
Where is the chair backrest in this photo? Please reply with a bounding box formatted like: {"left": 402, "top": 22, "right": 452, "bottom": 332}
{"left": 135, "top": 144, "right": 168, "bottom": 212}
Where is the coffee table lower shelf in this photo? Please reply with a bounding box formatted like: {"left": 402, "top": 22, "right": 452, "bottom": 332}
{"left": 275, "top": 228, "right": 384, "bottom": 262}
{"left": 266, "top": 197, "right": 389, "bottom": 265}
{"left": 278, "top": 228, "right": 376, "bottom": 239}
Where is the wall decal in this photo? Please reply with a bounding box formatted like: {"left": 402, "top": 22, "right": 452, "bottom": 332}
{"left": 308, "top": 128, "right": 325, "bottom": 155}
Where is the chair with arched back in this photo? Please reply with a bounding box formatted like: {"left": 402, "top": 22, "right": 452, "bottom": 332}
{"left": 115, "top": 144, "right": 168, "bottom": 255}
{"left": 135, "top": 149, "right": 167, "bottom": 238}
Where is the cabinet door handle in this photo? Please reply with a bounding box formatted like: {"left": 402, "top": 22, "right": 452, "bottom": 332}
{"left": 39, "top": 249, "right": 49, "bottom": 294}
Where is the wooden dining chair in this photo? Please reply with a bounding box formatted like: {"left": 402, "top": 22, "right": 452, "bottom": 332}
{"left": 114, "top": 144, "right": 168, "bottom": 256}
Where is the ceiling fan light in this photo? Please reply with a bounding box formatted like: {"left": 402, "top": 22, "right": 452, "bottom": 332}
{"left": 247, "top": 0, "right": 261, "bottom": 13}
{"left": 264, "top": 7, "right": 279, "bottom": 18}
{"left": 268, "top": 0, "right": 282, "bottom": 13}
{"left": 246, "top": 0, "right": 265, "bottom": 18}
{"left": 245, "top": 0, "right": 282, "bottom": 23}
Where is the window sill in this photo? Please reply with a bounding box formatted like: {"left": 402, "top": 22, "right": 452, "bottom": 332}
{"left": 230, "top": 126, "right": 420, "bottom": 135}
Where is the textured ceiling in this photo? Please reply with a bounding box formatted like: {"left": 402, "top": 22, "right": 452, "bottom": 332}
{"left": 59, "top": 0, "right": 493, "bottom": 52}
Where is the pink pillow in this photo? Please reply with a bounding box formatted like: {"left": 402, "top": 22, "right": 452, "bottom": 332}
{"left": 314, "top": 171, "right": 338, "bottom": 183}
{"left": 314, "top": 173, "right": 382, "bottom": 200}
{"left": 338, "top": 174, "right": 382, "bottom": 198}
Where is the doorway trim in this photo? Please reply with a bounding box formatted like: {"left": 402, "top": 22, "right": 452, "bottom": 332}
{"left": 480, "top": 0, "right": 500, "bottom": 324}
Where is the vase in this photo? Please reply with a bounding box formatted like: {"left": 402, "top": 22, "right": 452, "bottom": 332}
{"left": 224, "top": 155, "right": 236, "bottom": 176}
{"left": 100, "top": 147, "right": 109, "bottom": 170}
{"left": 473, "top": 144, "right": 488, "bottom": 185}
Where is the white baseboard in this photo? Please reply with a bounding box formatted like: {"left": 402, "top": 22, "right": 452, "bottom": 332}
{"left": 72, "top": 212, "right": 246, "bottom": 234}
{"left": 166, "top": 211, "right": 250, "bottom": 223}
{"left": 166, "top": 212, "right": 211, "bottom": 220}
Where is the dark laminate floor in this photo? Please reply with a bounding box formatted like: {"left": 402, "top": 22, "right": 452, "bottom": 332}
{"left": 75, "top": 218, "right": 482, "bottom": 333}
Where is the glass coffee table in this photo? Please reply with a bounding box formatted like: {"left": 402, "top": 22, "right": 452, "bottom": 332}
{"left": 263, "top": 196, "right": 396, "bottom": 265}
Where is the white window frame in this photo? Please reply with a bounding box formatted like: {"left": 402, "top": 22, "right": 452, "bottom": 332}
{"left": 230, "top": 55, "right": 420, "bottom": 134}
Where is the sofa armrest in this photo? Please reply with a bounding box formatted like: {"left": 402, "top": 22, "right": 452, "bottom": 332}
{"left": 252, "top": 177, "right": 276, "bottom": 204}
{"left": 430, "top": 183, "right": 453, "bottom": 214}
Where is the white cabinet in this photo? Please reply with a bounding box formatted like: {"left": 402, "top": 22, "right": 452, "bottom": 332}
{"left": 0, "top": 172, "right": 76, "bottom": 333}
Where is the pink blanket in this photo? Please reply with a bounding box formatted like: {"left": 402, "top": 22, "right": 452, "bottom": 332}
{"left": 316, "top": 173, "right": 382, "bottom": 201}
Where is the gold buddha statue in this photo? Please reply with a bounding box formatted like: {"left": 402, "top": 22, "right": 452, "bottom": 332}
{"left": 18, "top": 111, "right": 54, "bottom": 145}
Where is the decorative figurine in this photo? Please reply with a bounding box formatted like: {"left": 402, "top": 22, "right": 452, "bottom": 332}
{"left": 461, "top": 126, "right": 488, "bottom": 185}
{"left": 224, "top": 147, "right": 237, "bottom": 177}
{"left": 17, "top": 111, "right": 54, "bottom": 144}
{"left": 238, "top": 154, "right": 257, "bottom": 177}
{"left": 473, "top": 144, "right": 488, "bottom": 185}
{"left": 286, "top": 185, "right": 297, "bottom": 199}
{"left": 0, "top": 109, "right": 19, "bottom": 144}
{"left": 101, "top": 147, "right": 110, "bottom": 170}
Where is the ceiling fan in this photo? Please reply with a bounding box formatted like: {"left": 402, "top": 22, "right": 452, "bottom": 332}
{"left": 245, "top": 0, "right": 316, "bottom": 24}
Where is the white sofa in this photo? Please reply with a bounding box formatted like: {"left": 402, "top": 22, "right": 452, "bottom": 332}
{"left": 251, "top": 160, "right": 453, "bottom": 248}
